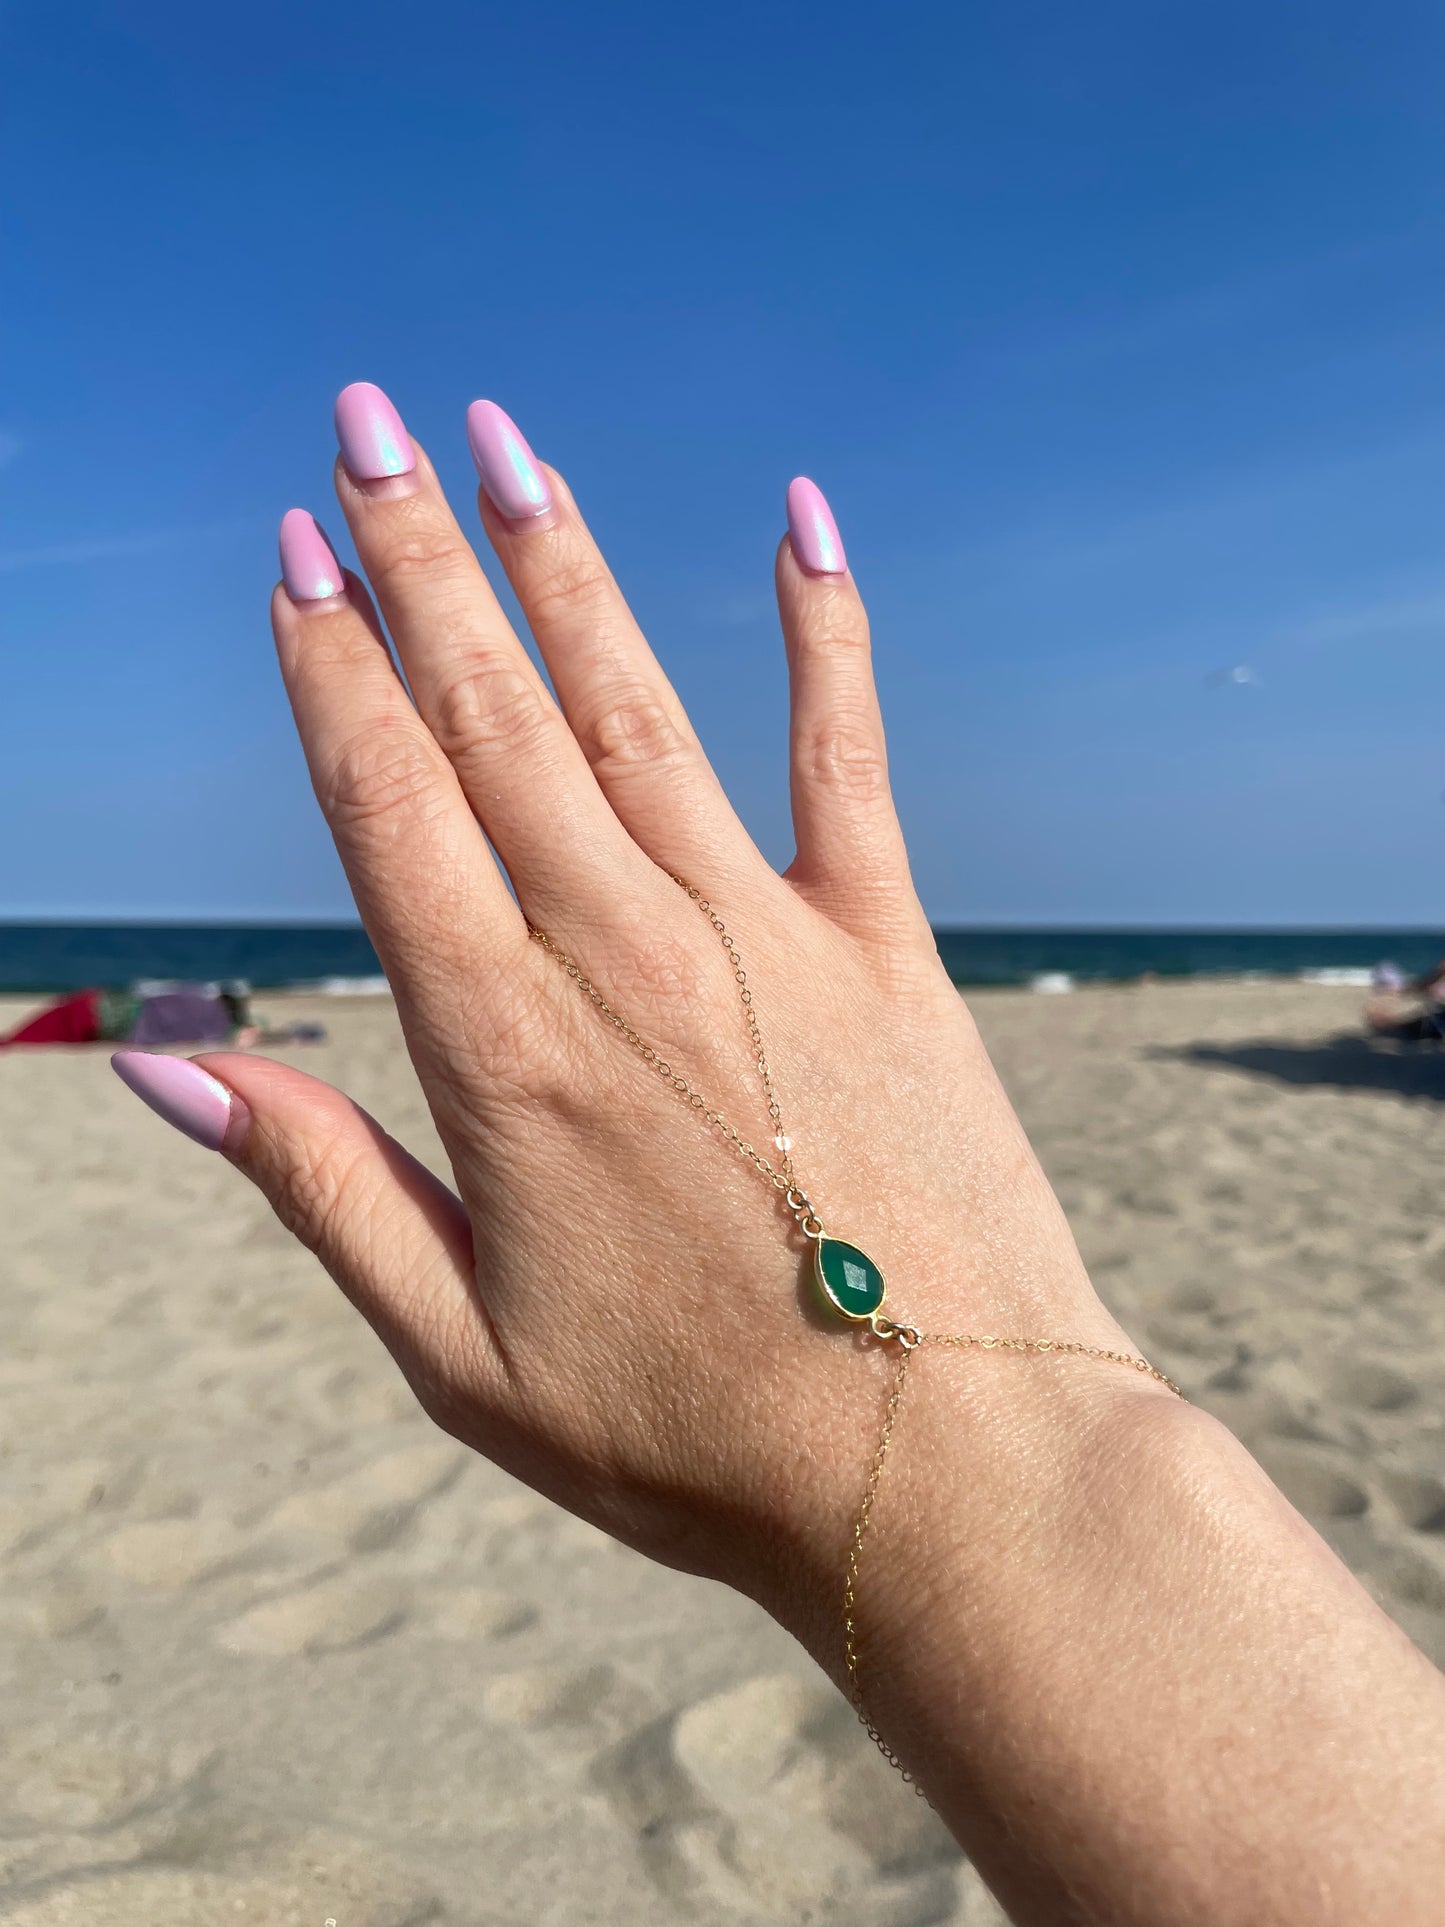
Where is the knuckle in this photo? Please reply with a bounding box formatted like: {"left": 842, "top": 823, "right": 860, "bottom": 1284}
{"left": 427, "top": 973, "right": 572, "bottom": 1111}
{"left": 322, "top": 724, "right": 441, "bottom": 834}
{"left": 581, "top": 687, "right": 691, "bottom": 776}
{"left": 429, "top": 657, "right": 558, "bottom": 766}
{"left": 271, "top": 1120, "right": 374, "bottom": 1262}
{"left": 525, "top": 554, "right": 617, "bottom": 626}
{"left": 797, "top": 713, "right": 890, "bottom": 801}
{"left": 370, "top": 514, "right": 476, "bottom": 588}
{"left": 794, "top": 592, "right": 871, "bottom": 661}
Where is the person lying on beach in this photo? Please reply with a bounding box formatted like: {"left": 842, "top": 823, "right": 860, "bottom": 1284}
{"left": 0, "top": 985, "right": 323, "bottom": 1050}
{"left": 112, "top": 385, "right": 1445, "bottom": 1927}
{"left": 1364, "top": 958, "right": 1445, "bottom": 1041}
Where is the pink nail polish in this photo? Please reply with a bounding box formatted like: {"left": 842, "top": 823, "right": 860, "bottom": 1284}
{"left": 111, "top": 1050, "right": 235, "bottom": 1152}
{"left": 278, "top": 509, "right": 346, "bottom": 602}
{"left": 786, "top": 477, "right": 847, "bottom": 576}
{"left": 334, "top": 381, "right": 416, "bottom": 480}
{"left": 466, "top": 400, "right": 553, "bottom": 522}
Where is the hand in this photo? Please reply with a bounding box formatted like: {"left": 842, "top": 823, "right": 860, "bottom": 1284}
{"left": 116, "top": 386, "right": 1156, "bottom": 1645}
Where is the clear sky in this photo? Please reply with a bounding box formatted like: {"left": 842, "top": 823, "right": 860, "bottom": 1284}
{"left": 5, "top": 1, "right": 1445, "bottom": 925}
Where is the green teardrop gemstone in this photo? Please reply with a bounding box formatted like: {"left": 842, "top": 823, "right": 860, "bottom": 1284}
{"left": 814, "top": 1237, "right": 886, "bottom": 1321}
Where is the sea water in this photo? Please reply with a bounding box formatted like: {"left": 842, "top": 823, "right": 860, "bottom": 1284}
{"left": 1, "top": 923, "right": 1441, "bottom": 994}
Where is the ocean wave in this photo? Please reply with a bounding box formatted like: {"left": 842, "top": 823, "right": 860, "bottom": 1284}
{"left": 288, "top": 975, "right": 393, "bottom": 996}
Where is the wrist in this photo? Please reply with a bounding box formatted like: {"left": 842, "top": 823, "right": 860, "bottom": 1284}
{"left": 756, "top": 1332, "right": 1181, "bottom": 1688}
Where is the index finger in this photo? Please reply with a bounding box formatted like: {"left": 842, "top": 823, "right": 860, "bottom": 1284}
{"left": 272, "top": 514, "right": 529, "bottom": 1062}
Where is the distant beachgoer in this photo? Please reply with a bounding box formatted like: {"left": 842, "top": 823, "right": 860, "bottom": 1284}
{"left": 1365, "top": 956, "right": 1445, "bottom": 1039}
{"left": 0, "top": 985, "right": 322, "bottom": 1050}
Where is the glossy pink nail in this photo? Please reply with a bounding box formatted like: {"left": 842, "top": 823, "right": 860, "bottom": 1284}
{"left": 786, "top": 477, "right": 847, "bottom": 576}
{"left": 466, "top": 400, "right": 553, "bottom": 522}
{"left": 111, "top": 1050, "right": 235, "bottom": 1152}
{"left": 278, "top": 509, "right": 345, "bottom": 602}
{"left": 334, "top": 381, "right": 415, "bottom": 480}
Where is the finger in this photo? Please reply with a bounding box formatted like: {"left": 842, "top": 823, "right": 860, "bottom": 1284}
{"left": 329, "top": 383, "right": 645, "bottom": 922}
{"left": 468, "top": 404, "right": 752, "bottom": 880}
{"left": 112, "top": 1049, "right": 506, "bottom": 1422}
{"left": 776, "top": 481, "right": 924, "bottom": 941}
{"left": 273, "top": 511, "right": 529, "bottom": 1064}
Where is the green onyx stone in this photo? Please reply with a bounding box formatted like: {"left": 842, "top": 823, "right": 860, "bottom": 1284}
{"left": 814, "top": 1237, "right": 886, "bottom": 1321}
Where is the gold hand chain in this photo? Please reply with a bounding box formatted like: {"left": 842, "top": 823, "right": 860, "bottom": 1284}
{"left": 531, "top": 877, "right": 1184, "bottom": 1793}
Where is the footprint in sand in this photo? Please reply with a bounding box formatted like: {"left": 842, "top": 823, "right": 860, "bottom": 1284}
{"left": 1, "top": 1834, "right": 435, "bottom": 1927}
{"left": 482, "top": 1662, "right": 618, "bottom": 1728}
{"left": 1381, "top": 1471, "right": 1445, "bottom": 1534}
{"left": 1167, "top": 1282, "right": 1219, "bottom": 1315}
{"left": 0, "top": 1498, "right": 40, "bottom": 1559}
{"left": 15, "top": 1582, "right": 110, "bottom": 1641}
{"left": 1253, "top": 1444, "right": 1369, "bottom": 1521}
{"left": 217, "top": 1575, "right": 410, "bottom": 1656}
{"left": 102, "top": 1517, "right": 251, "bottom": 1589}
{"left": 672, "top": 1673, "right": 812, "bottom": 1802}
{"left": 0, "top": 1739, "right": 168, "bottom": 1831}
{"left": 605, "top": 1674, "right": 960, "bottom": 1919}
{"left": 423, "top": 1587, "right": 537, "bottom": 1641}
{"left": 1205, "top": 1353, "right": 1254, "bottom": 1396}
{"left": 1326, "top": 1358, "right": 1418, "bottom": 1414}
{"left": 265, "top": 1441, "right": 466, "bottom": 1553}
{"left": 1145, "top": 1315, "right": 1226, "bottom": 1361}
{"left": 1378, "top": 1542, "right": 1445, "bottom": 1615}
{"left": 0, "top": 1459, "right": 136, "bottom": 1562}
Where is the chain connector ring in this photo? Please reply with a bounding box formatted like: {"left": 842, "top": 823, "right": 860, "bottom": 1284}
{"left": 868, "top": 1312, "right": 922, "bottom": 1350}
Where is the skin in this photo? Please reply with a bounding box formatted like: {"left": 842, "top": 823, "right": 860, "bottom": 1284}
{"left": 194, "top": 432, "right": 1445, "bottom": 1926}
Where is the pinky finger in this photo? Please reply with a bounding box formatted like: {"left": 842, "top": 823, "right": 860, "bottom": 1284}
{"left": 776, "top": 481, "right": 924, "bottom": 944}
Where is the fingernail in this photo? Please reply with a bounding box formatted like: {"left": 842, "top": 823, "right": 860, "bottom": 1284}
{"left": 466, "top": 400, "right": 553, "bottom": 522}
{"left": 334, "top": 381, "right": 416, "bottom": 480}
{"left": 278, "top": 509, "right": 346, "bottom": 602}
{"left": 111, "top": 1050, "right": 236, "bottom": 1152}
{"left": 786, "top": 477, "right": 847, "bottom": 576}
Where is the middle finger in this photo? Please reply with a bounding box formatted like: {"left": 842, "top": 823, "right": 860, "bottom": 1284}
{"left": 330, "top": 381, "right": 643, "bottom": 923}
{"left": 467, "top": 399, "right": 752, "bottom": 884}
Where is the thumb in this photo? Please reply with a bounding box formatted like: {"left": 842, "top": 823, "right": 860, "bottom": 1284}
{"left": 110, "top": 1049, "right": 496, "bottom": 1406}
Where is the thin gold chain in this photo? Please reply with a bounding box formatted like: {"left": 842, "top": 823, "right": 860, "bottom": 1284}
{"left": 843, "top": 1330, "right": 1183, "bottom": 1803}
{"left": 842, "top": 1341, "right": 920, "bottom": 1783}
{"left": 529, "top": 877, "right": 797, "bottom": 1194}
{"left": 531, "top": 876, "right": 1185, "bottom": 1792}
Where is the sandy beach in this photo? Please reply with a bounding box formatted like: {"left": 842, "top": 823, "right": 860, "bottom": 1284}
{"left": 2, "top": 979, "right": 1442, "bottom": 1925}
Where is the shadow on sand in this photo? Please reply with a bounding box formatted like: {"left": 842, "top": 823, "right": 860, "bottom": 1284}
{"left": 1161, "top": 1035, "right": 1445, "bottom": 1101}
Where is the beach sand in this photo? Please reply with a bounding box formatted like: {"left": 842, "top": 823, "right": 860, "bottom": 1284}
{"left": 2, "top": 980, "right": 1442, "bottom": 1924}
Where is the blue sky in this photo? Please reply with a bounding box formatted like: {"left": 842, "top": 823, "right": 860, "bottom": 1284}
{"left": 5, "top": 0, "right": 1445, "bottom": 924}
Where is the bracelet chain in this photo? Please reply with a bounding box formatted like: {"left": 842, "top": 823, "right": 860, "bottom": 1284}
{"left": 531, "top": 878, "right": 1186, "bottom": 1798}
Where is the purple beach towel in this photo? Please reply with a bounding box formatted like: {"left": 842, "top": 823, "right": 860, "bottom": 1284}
{"left": 128, "top": 993, "right": 232, "bottom": 1047}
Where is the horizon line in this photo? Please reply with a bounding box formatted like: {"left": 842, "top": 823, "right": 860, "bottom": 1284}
{"left": 3, "top": 914, "right": 1445, "bottom": 936}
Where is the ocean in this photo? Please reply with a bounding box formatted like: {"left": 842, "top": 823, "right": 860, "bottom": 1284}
{"left": 2, "top": 923, "right": 1442, "bottom": 994}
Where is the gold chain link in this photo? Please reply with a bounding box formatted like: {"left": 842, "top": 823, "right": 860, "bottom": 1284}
{"left": 531, "top": 876, "right": 1185, "bottom": 1793}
